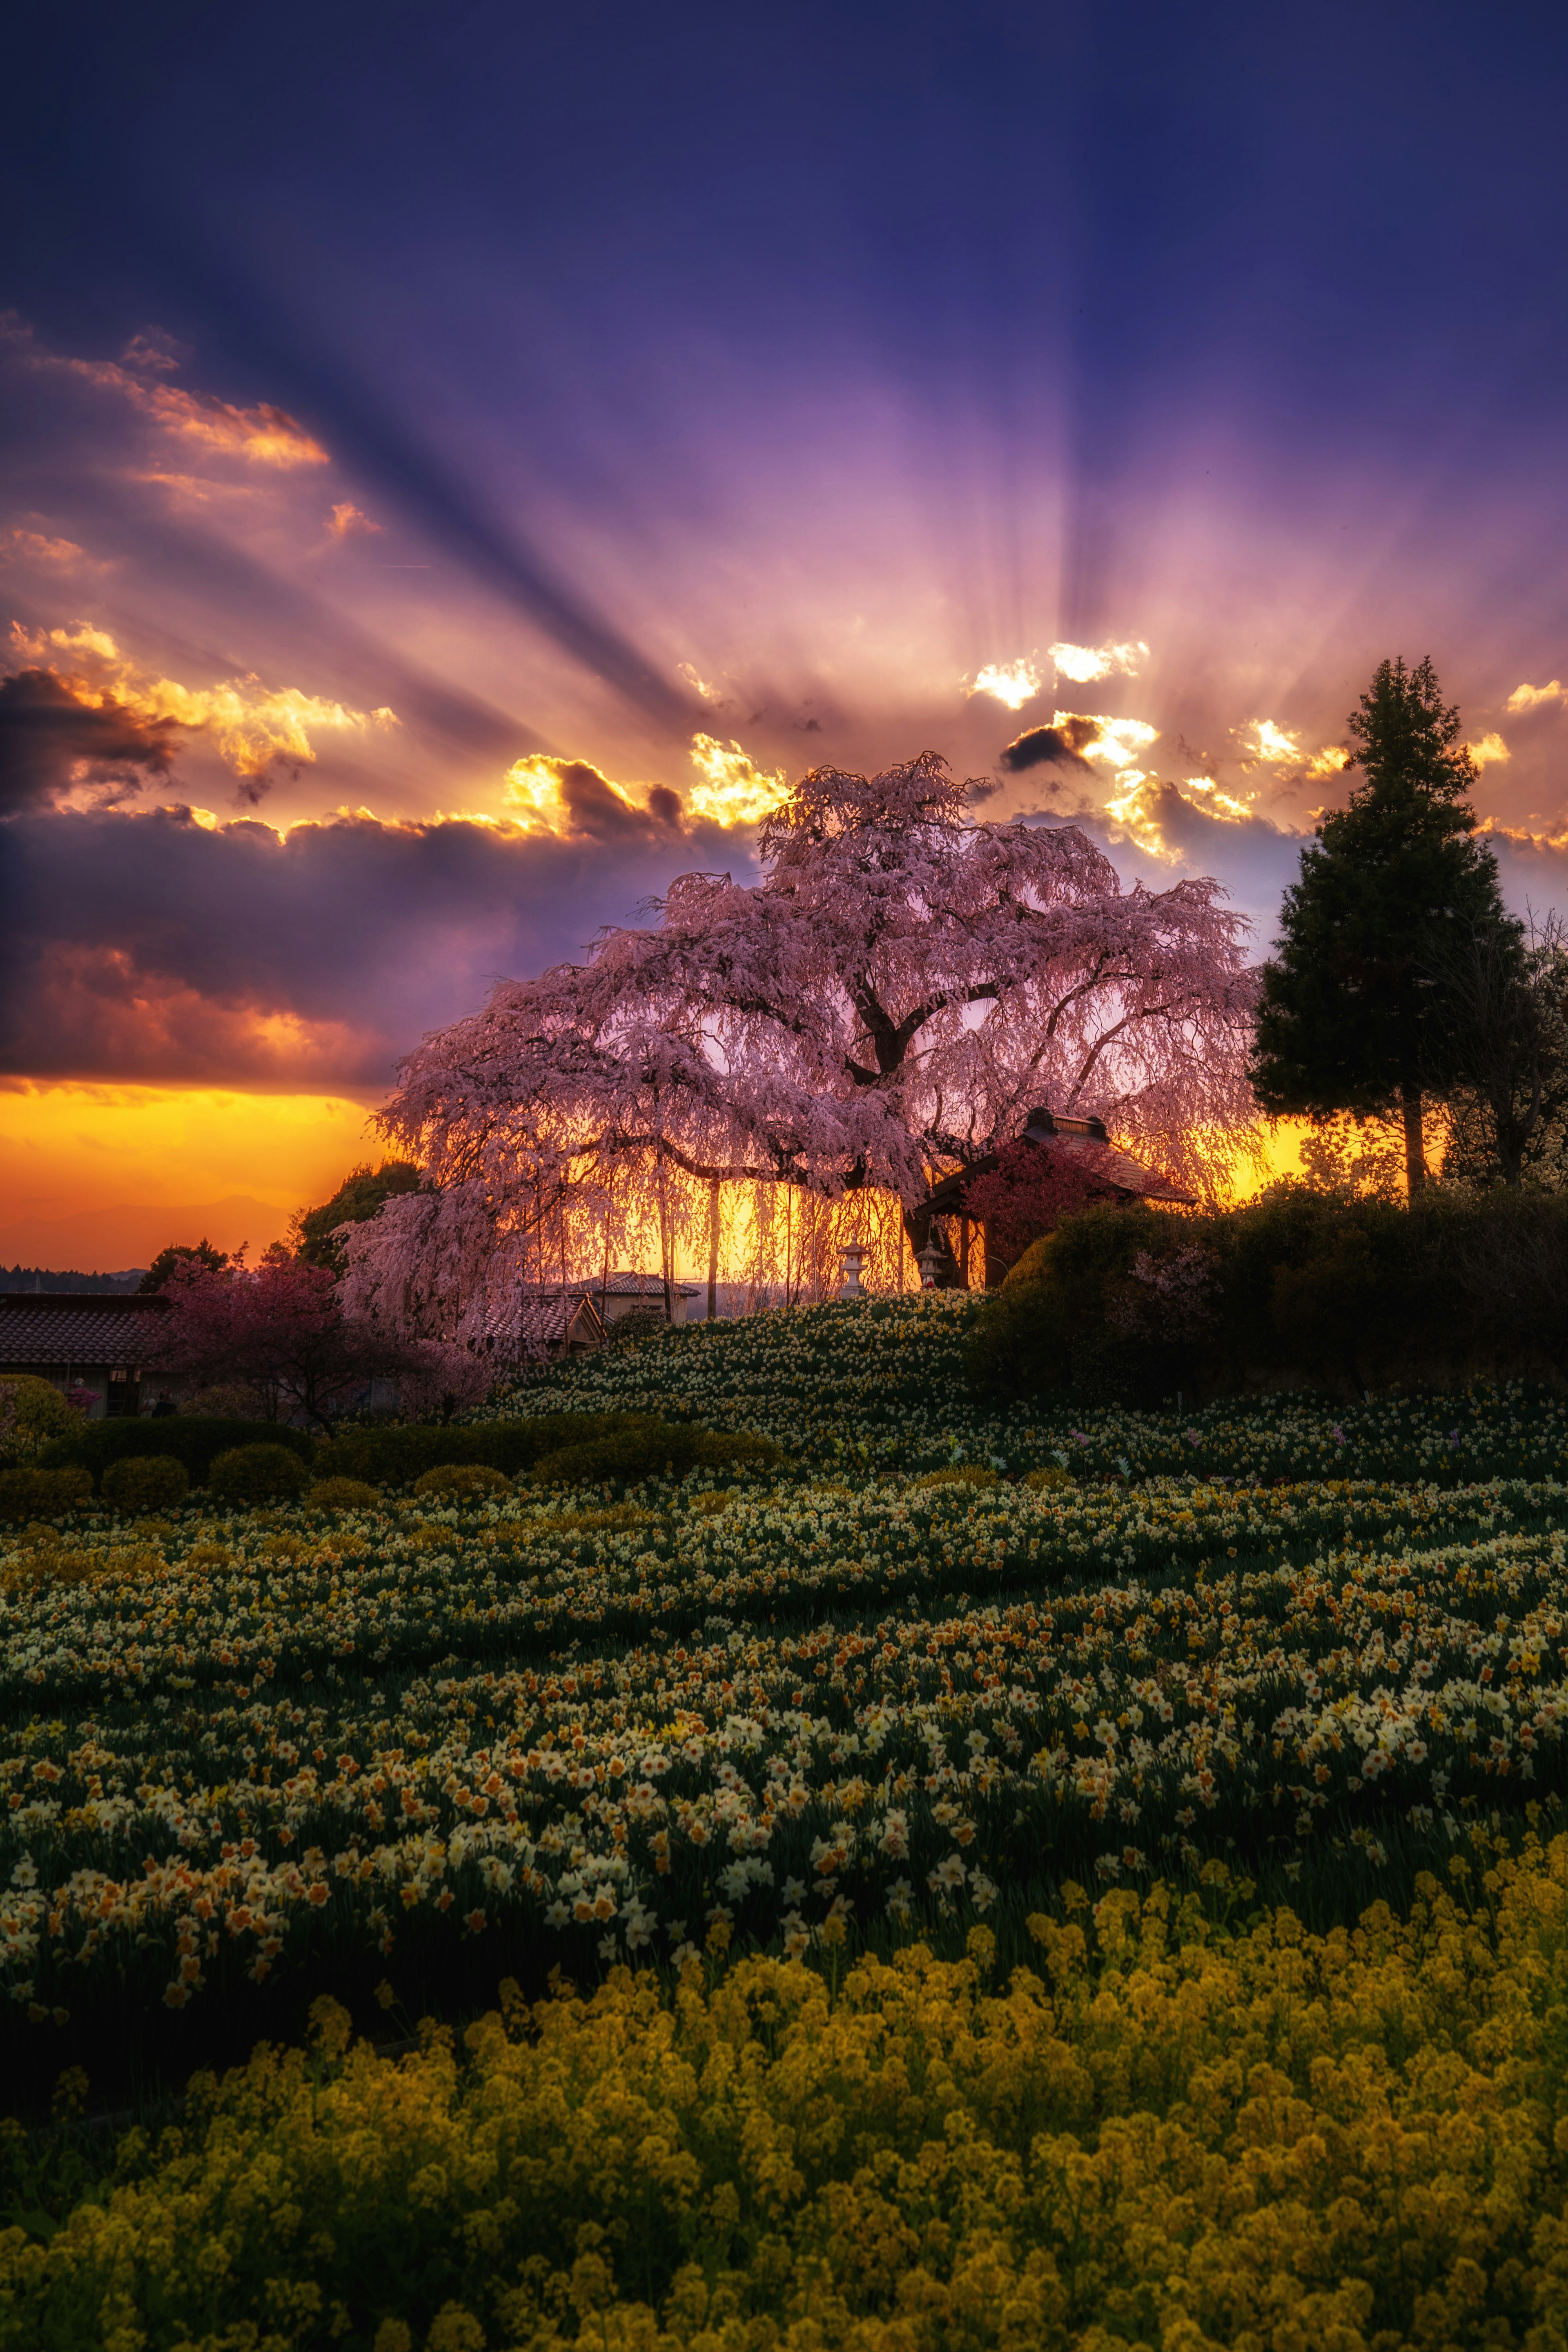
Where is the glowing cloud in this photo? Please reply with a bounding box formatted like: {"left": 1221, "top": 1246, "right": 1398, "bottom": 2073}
{"left": 676, "top": 662, "right": 724, "bottom": 703}
{"left": 1507, "top": 679, "right": 1566, "bottom": 713}
{"left": 9, "top": 622, "right": 399, "bottom": 782}
{"left": 1047, "top": 639, "right": 1148, "bottom": 684}
{"left": 327, "top": 503, "right": 380, "bottom": 539}
{"left": 1183, "top": 775, "right": 1257, "bottom": 820}
{"left": 1245, "top": 719, "right": 1301, "bottom": 763}
{"left": 1053, "top": 710, "right": 1159, "bottom": 766}
{"left": 0, "top": 529, "right": 87, "bottom": 567}
{"left": 1466, "top": 731, "right": 1510, "bottom": 768}
{"left": 968, "top": 657, "right": 1042, "bottom": 709}
{"left": 1, "top": 315, "right": 329, "bottom": 468}
{"left": 1307, "top": 745, "right": 1350, "bottom": 779}
{"left": 686, "top": 733, "right": 791, "bottom": 824}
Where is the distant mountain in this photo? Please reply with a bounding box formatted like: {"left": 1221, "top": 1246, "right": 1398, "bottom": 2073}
{"left": 0, "top": 1196, "right": 289, "bottom": 1272}
{"left": 0, "top": 1266, "right": 147, "bottom": 1294}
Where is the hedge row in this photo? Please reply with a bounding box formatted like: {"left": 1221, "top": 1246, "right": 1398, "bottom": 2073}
{"left": 313, "top": 1411, "right": 649, "bottom": 1485}
{"left": 40, "top": 1416, "right": 316, "bottom": 1484}
{"left": 967, "top": 1183, "right": 1568, "bottom": 1405}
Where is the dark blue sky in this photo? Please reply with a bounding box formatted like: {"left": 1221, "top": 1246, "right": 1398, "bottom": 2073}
{"left": 4, "top": 0, "right": 1568, "bottom": 1094}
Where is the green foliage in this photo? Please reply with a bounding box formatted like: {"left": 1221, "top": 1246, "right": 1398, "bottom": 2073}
{"left": 305, "top": 1476, "right": 383, "bottom": 1511}
{"left": 411, "top": 1463, "right": 512, "bottom": 1501}
{"left": 0, "top": 1375, "right": 79, "bottom": 1463}
{"left": 138, "top": 1236, "right": 228, "bottom": 1294}
{"left": 100, "top": 1454, "right": 189, "bottom": 1513}
{"left": 0, "top": 1464, "right": 92, "bottom": 1521}
{"left": 314, "top": 1412, "right": 648, "bottom": 1487}
{"left": 969, "top": 1186, "right": 1568, "bottom": 1403}
{"left": 208, "top": 1443, "right": 311, "bottom": 1505}
{"left": 1251, "top": 655, "right": 1511, "bottom": 1172}
{"left": 529, "top": 1424, "right": 782, "bottom": 1488}
{"left": 294, "top": 1160, "right": 423, "bottom": 1272}
{"left": 41, "top": 1414, "right": 316, "bottom": 1488}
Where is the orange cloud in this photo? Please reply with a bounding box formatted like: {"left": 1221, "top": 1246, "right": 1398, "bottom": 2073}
{"left": 1465, "top": 731, "right": 1510, "bottom": 768}
{"left": 1506, "top": 679, "right": 1566, "bottom": 713}
{"left": 0, "top": 528, "right": 89, "bottom": 568}
{"left": 9, "top": 622, "right": 399, "bottom": 782}
{"left": 1, "top": 314, "right": 328, "bottom": 468}
{"left": 328, "top": 502, "right": 381, "bottom": 538}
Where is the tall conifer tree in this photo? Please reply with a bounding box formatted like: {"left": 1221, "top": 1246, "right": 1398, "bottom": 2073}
{"left": 1251, "top": 656, "right": 1512, "bottom": 1193}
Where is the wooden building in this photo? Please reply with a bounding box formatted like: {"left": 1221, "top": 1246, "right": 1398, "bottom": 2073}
{"left": 919, "top": 1107, "right": 1194, "bottom": 1288}
{"left": 0, "top": 1293, "right": 173, "bottom": 1418}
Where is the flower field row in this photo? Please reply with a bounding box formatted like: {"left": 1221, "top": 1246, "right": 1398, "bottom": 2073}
{"left": 3, "top": 1465, "right": 1568, "bottom": 2059}
{"left": 6, "top": 1831, "right": 1568, "bottom": 2350}
{"left": 488, "top": 1294, "right": 1568, "bottom": 1483}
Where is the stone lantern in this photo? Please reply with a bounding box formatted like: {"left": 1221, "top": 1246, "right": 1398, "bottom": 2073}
{"left": 837, "top": 1243, "right": 866, "bottom": 1300}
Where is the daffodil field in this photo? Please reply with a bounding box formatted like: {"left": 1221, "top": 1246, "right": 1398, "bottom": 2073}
{"left": 8, "top": 1299, "right": 1568, "bottom": 2348}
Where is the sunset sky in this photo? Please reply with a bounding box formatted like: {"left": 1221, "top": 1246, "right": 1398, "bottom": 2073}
{"left": 4, "top": 1, "right": 1568, "bottom": 1264}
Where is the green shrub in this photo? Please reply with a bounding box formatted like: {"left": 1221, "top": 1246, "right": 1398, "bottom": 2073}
{"left": 411, "top": 1463, "right": 512, "bottom": 1501}
{"left": 315, "top": 1412, "right": 651, "bottom": 1487}
{"left": 530, "top": 1424, "right": 781, "bottom": 1488}
{"left": 41, "top": 1416, "right": 316, "bottom": 1490}
{"left": 208, "top": 1445, "right": 310, "bottom": 1506}
{"left": 0, "top": 1374, "right": 80, "bottom": 1462}
{"left": 966, "top": 1185, "right": 1568, "bottom": 1405}
{"left": 0, "top": 1464, "right": 93, "bottom": 1520}
{"left": 100, "top": 1455, "right": 189, "bottom": 1513}
{"left": 305, "top": 1476, "right": 382, "bottom": 1511}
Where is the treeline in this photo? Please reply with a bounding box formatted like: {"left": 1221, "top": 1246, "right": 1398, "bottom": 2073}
{"left": 967, "top": 1187, "right": 1568, "bottom": 1405}
{"left": 0, "top": 1265, "right": 144, "bottom": 1293}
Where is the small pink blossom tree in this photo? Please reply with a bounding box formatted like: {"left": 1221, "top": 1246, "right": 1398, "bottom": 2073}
{"left": 344, "top": 754, "right": 1257, "bottom": 1333}
{"left": 145, "top": 1248, "right": 426, "bottom": 1428}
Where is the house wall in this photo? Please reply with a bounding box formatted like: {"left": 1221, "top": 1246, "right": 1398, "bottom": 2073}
{"left": 11, "top": 1361, "right": 180, "bottom": 1419}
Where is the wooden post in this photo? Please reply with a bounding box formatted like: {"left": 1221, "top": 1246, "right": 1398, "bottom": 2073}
{"left": 707, "top": 1177, "right": 720, "bottom": 1322}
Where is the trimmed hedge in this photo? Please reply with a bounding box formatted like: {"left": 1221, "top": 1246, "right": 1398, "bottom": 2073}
{"left": 305, "top": 1477, "right": 382, "bottom": 1512}
{"left": 209, "top": 1445, "right": 311, "bottom": 1506}
{"left": 314, "top": 1413, "right": 651, "bottom": 1487}
{"left": 530, "top": 1426, "right": 783, "bottom": 1488}
{"left": 412, "top": 1463, "right": 512, "bottom": 1501}
{"left": 0, "top": 1464, "right": 93, "bottom": 1520}
{"left": 41, "top": 1416, "right": 316, "bottom": 1490}
{"left": 966, "top": 1185, "right": 1568, "bottom": 1405}
{"left": 101, "top": 1455, "right": 189, "bottom": 1513}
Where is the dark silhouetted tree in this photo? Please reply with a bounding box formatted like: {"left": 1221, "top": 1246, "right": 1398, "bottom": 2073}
{"left": 1251, "top": 656, "right": 1512, "bottom": 1194}
{"left": 138, "top": 1238, "right": 229, "bottom": 1294}
{"left": 293, "top": 1162, "right": 423, "bottom": 1272}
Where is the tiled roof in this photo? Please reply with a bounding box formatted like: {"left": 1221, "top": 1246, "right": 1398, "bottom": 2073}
{"left": 924, "top": 1124, "right": 1194, "bottom": 1214}
{"left": 562, "top": 1271, "right": 701, "bottom": 1299}
{"left": 0, "top": 1294, "right": 169, "bottom": 1368}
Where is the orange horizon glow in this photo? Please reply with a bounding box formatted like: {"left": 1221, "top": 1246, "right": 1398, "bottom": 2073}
{"left": 0, "top": 1083, "right": 379, "bottom": 1270}
{"left": 0, "top": 1081, "right": 1334, "bottom": 1278}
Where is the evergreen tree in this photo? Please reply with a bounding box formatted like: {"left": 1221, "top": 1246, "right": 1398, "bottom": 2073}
{"left": 1251, "top": 656, "right": 1513, "bottom": 1192}
{"left": 292, "top": 1161, "right": 422, "bottom": 1271}
{"left": 138, "top": 1238, "right": 229, "bottom": 1294}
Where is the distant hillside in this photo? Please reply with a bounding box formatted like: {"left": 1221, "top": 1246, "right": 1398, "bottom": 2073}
{"left": 0, "top": 1266, "right": 147, "bottom": 1294}
{"left": 0, "top": 1196, "right": 287, "bottom": 1269}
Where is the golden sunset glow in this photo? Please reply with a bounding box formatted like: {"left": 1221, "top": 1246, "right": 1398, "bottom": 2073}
{"left": 1058, "top": 711, "right": 1159, "bottom": 766}
{"left": 0, "top": 1084, "right": 378, "bottom": 1267}
{"left": 686, "top": 733, "right": 791, "bottom": 824}
{"left": 11, "top": 622, "right": 399, "bottom": 780}
{"left": 1246, "top": 718, "right": 1301, "bottom": 763}
{"left": 1047, "top": 638, "right": 1148, "bottom": 683}
{"left": 1466, "top": 730, "right": 1510, "bottom": 767}
{"left": 1506, "top": 679, "right": 1566, "bottom": 712}
{"left": 968, "top": 658, "right": 1042, "bottom": 709}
